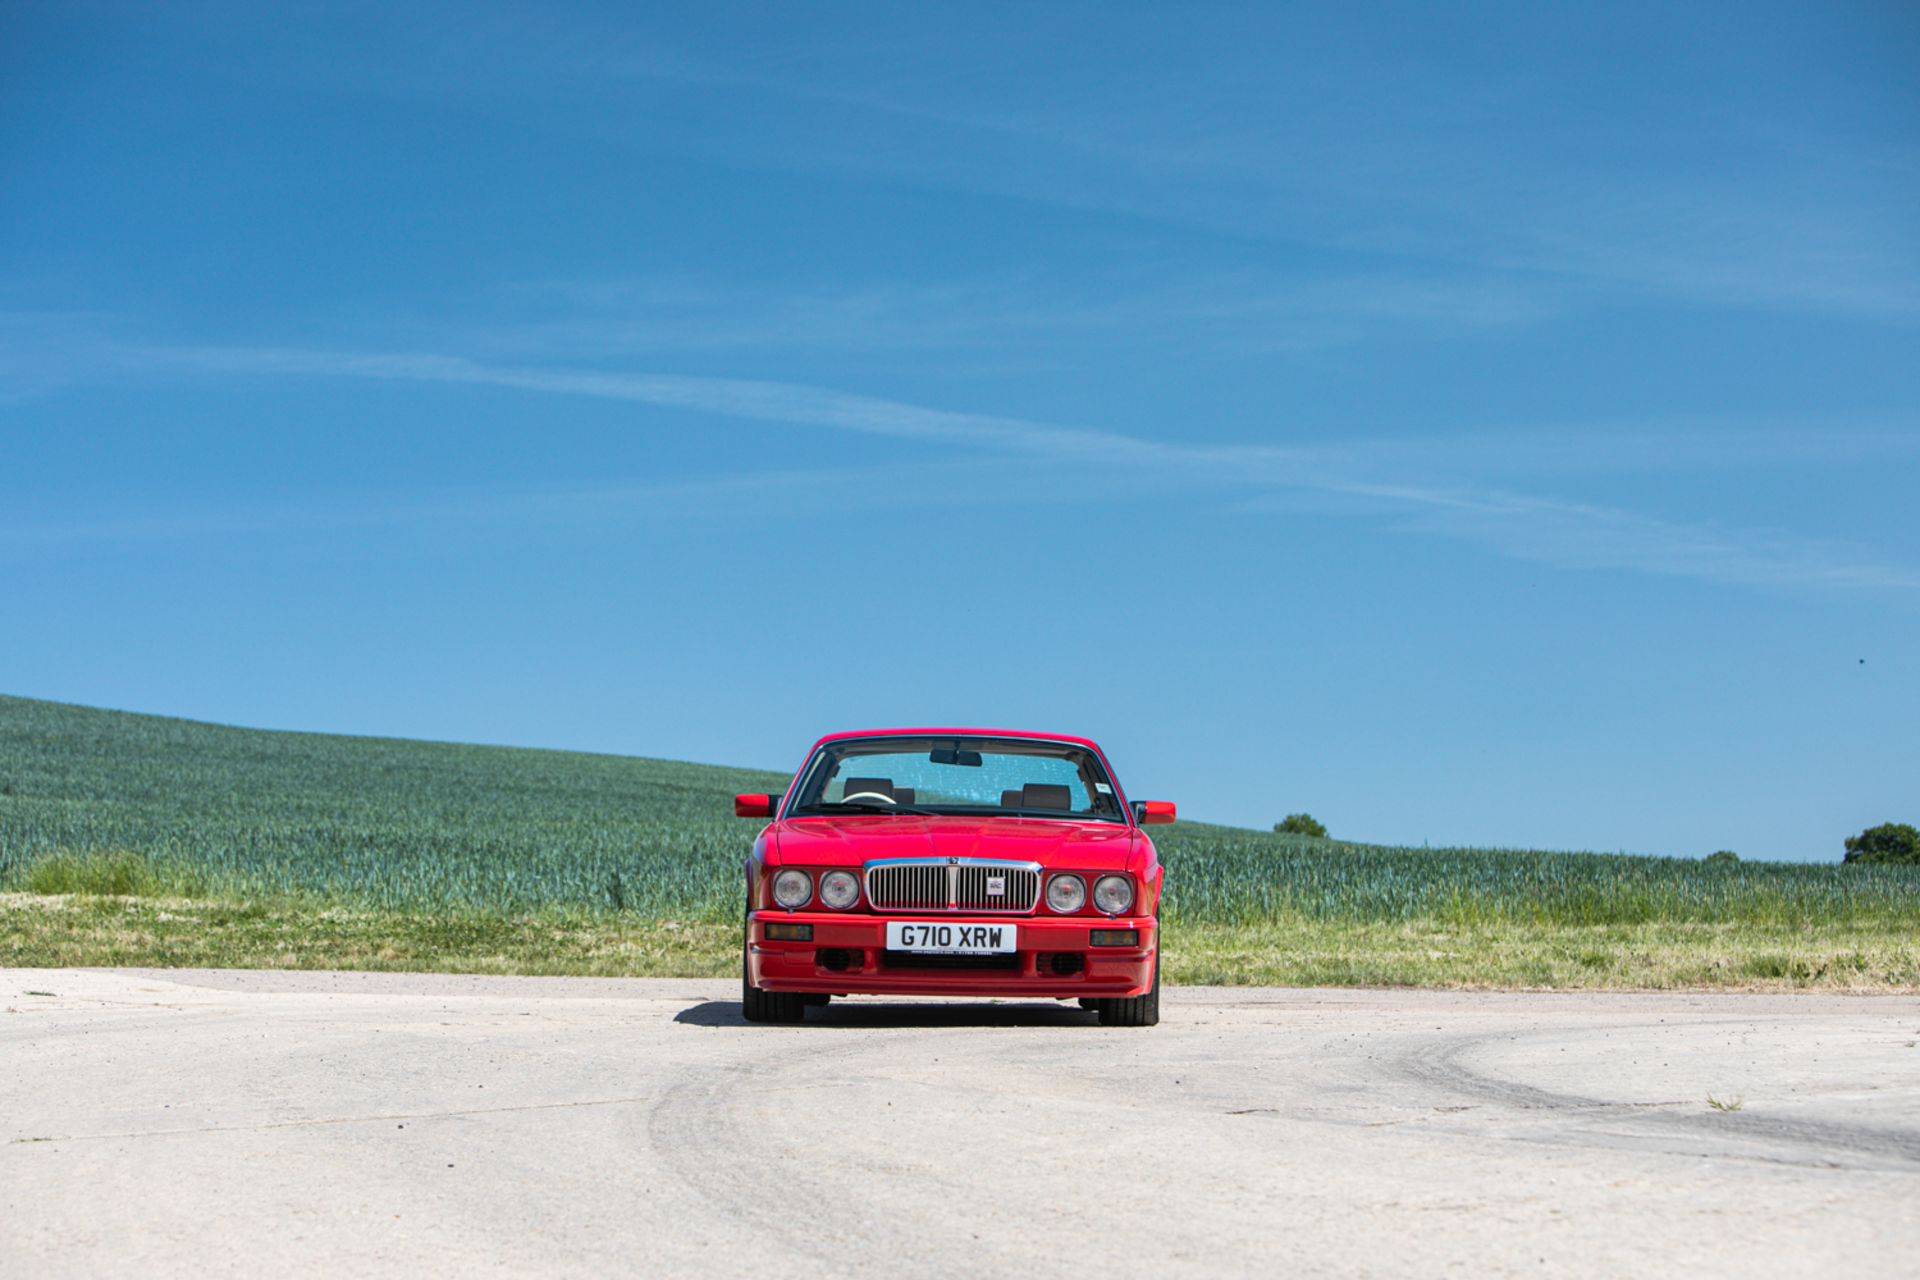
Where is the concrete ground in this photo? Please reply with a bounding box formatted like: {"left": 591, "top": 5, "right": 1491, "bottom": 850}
{"left": 2, "top": 969, "right": 1916, "bottom": 1278}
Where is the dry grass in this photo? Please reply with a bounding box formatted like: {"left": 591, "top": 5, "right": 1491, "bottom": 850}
{"left": 1164, "top": 918, "right": 1920, "bottom": 991}
{"left": 0, "top": 893, "right": 736, "bottom": 978}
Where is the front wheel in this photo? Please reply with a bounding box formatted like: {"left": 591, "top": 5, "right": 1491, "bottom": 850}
{"left": 1096, "top": 947, "right": 1160, "bottom": 1027}
{"left": 740, "top": 931, "right": 804, "bottom": 1024}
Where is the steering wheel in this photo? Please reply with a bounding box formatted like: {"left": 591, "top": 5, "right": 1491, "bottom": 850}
{"left": 841, "top": 791, "right": 896, "bottom": 805}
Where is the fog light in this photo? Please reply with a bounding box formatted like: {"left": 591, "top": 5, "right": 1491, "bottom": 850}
{"left": 1089, "top": 929, "right": 1138, "bottom": 947}
{"left": 765, "top": 922, "right": 813, "bottom": 941}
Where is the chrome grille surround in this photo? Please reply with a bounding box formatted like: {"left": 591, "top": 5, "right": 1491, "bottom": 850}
{"left": 864, "top": 858, "right": 1042, "bottom": 913}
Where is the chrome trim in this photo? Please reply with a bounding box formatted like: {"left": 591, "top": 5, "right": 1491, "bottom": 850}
{"left": 864, "top": 858, "right": 1043, "bottom": 913}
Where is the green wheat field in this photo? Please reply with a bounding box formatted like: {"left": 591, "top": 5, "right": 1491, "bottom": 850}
{"left": 2, "top": 694, "right": 1915, "bottom": 989}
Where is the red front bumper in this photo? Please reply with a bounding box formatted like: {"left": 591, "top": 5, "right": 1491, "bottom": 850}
{"left": 748, "top": 911, "right": 1157, "bottom": 999}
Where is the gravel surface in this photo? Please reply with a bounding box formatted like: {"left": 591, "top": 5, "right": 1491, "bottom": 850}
{"left": 4, "top": 969, "right": 1917, "bottom": 1278}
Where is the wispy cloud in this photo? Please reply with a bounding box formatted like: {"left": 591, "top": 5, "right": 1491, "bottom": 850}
{"left": 63, "top": 341, "right": 1920, "bottom": 594}
{"left": 1304, "top": 482, "right": 1920, "bottom": 592}
{"left": 565, "top": 13, "right": 1920, "bottom": 320}
{"left": 124, "top": 343, "right": 1189, "bottom": 464}
{"left": 0, "top": 310, "right": 128, "bottom": 401}
{"left": 138, "top": 7, "right": 1920, "bottom": 323}
{"left": 489, "top": 270, "right": 1557, "bottom": 358}
{"left": 91, "top": 6, "right": 1920, "bottom": 354}
{"left": 0, "top": 457, "right": 1110, "bottom": 554}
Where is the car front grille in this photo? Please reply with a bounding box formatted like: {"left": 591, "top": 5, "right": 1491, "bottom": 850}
{"left": 865, "top": 859, "right": 1041, "bottom": 913}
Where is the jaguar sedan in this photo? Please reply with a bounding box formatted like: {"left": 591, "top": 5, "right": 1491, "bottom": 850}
{"left": 734, "top": 728, "right": 1172, "bottom": 1026}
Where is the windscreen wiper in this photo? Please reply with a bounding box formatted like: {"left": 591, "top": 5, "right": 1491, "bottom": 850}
{"left": 994, "top": 807, "right": 1116, "bottom": 821}
{"left": 801, "top": 800, "right": 938, "bottom": 817}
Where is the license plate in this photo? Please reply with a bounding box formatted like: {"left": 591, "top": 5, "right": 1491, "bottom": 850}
{"left": 885, "top": 921, "right": 1018, "bottom": 954}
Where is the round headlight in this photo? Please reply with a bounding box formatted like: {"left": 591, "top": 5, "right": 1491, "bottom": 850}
{"left": 819, "top": 870, "right": 860, "bottom": 910}
{"left": 1046, "top": 873, "right": 1087, "bottom": 913}
{"left": 771, "top": 869, "right": 813, "bottom": 909}
{"left": 1093, "top": 875, "right": 1134, "bottom": 915}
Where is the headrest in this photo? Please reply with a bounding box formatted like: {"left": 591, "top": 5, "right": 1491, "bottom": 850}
{"left": 841, "top": 777, "right": 894, "bottom": 800}
{"left": 1001, "top": 789, "right": 1024, "bottom": 808}
{"left": 1020, "top": 783, "right": 1073, "bottom": 811}
{"left": 892, "top": 788, "right": 915, "bottom": 804}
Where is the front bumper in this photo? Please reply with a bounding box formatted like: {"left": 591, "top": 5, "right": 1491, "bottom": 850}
{"left": 748, "top": 910, "right": 1157, "bottom": 999}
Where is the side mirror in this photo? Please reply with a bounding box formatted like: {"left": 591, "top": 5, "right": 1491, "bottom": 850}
{"left": 733, "top": 794, "right": 775, "bottom": 818}
{"left": 1132, "top": 800, "right": 1176, "bottom": 825}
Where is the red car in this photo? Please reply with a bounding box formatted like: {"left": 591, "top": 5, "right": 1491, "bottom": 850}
{"left": 735, "top": 729, "right": 1173, "bottom": 1026}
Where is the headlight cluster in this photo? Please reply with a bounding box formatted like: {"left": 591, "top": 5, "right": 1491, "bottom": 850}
{"left": 1047, "top": 873, "right": 1135, "bottom": 915}
{"left": 769, "top": 868, "right": 862, "bottom": 910}
{"left": 772, "top": 869, "right": 812, "bottom": 909}
{"left": 1093, "top": 874, "right": 1134, "bottom": 915}
{"left": 1046, "top": 873, "right": 1086, "bottom": 912}
{"left": 819, "top": 870, "right": 861, "bottom": 910}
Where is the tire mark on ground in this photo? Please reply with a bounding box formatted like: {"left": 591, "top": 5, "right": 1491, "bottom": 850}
{"left": 642, "top": 1019, "right": 1120, "bottom": 1276}
{"left": 1396, "top": 1024, "right": 1920, "bottom": 1170}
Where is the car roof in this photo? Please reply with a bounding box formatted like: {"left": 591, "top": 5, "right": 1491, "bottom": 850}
{"left": 809, "top": 727, "right": 1108, "bottom": 752}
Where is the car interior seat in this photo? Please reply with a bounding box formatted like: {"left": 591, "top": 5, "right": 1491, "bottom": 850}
{"left": 1019, "top": 783, "right": 1073, "bottom": 811}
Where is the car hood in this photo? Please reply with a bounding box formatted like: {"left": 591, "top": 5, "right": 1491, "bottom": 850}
{"left": 771, "top": 815, "right": 1139, "bottom": 872}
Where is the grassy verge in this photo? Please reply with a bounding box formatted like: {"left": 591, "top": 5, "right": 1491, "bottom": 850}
{"left": 0, "top": 893, "right": 738, "bottom": 978}
{"left": 6, "top": 887, "right": 1915, "bottom": 991}
{"left": 1167, "top": 919, "right": 1920, "bottom": 991}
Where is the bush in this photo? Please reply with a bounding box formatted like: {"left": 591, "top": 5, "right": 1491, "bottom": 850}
{"left": 1274, "top": 813, "right": 1328, "bottom": 838}
{"left": 17, "top": 850, "right": 211, "bottom": 898}
{"left": 1844, "top": 823, "right": 1920, "bottom": 866}
{"left": 1705, "top": 850, "right": 1739, "bottom": 864}
{"left": 27, "top": 850, "right": 160, "bottom": 897}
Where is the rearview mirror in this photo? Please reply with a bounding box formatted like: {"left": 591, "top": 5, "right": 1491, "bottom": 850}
{"left": 1132, "top": 800, "right": 1176, "bottom": 825}
{"left": 929, "top": 748, "right": 983, "bottom": 766}
{"left": 733, "top": 794, "right": 775, "bottom": 818}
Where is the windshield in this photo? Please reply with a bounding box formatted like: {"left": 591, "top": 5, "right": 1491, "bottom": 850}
{"left": 786, "top": 736, "right": 1126, "bottom": 823}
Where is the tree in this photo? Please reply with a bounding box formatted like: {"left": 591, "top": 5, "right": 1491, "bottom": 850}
{"left": 1843, "top": 823, "right": 1920, "bottom": 866}
{"left": 1705, "top": 850, "right": 1739, "bottom": 864}
{"left": 1274, "top": 813, "right": 1328, "bottom": 838}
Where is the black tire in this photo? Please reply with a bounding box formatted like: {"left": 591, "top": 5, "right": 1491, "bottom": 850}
{"left": 1097, "top": 947, "right": 1160, "bottom": 1028}
{"left": 741, "top": 931, "right": 804, "bottom": 1024}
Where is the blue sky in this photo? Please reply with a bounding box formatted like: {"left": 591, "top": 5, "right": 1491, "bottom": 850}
{"left": 3, "top": 1, "right": 1916, "bottom": 859}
